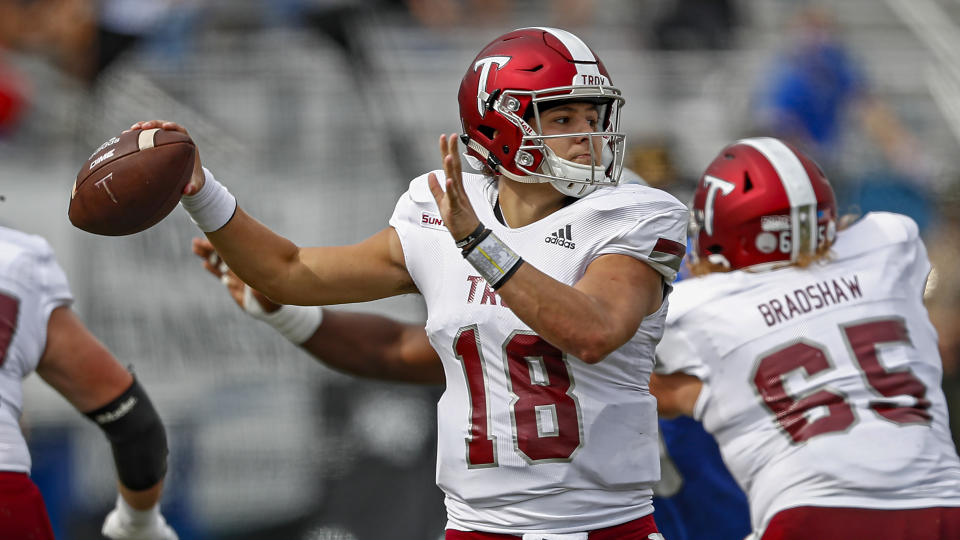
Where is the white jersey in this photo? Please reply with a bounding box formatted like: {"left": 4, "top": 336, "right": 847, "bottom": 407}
{"left": 656, "top": 212, "right": 960, "bottom": 534}
{"left": 0, "top": 227, "right": 73, "bottom": 473}
{"left": 390, "top": 172, "right": 688, "bottom": 533}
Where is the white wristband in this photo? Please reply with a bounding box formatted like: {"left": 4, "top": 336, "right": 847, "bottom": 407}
{"left": 180, "top": 167, "right": 237, "bottom": 232}
{"left": 242, "top": 285, "right": 323, "bottom": 344}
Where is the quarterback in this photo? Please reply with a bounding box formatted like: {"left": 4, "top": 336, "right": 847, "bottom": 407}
{"left": 136, "top": 27, "right": 686, "bottom": 539}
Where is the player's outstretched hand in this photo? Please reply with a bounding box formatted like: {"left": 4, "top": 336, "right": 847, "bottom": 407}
{"left": 128, "top": 120, "right": 204, "bottom": 196}
{"left": 101, "top": 496, "right": 178, "bottom": 540}
{"left": 427, "top": 134, "right": 482, "bottom": 243}
{"left": 192, "top": 237, "right": 282, "bottom": 315}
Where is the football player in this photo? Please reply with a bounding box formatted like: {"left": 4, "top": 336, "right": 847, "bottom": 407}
{"left": 0, "top": 226, "right": 176, "bottom": 539}
{"left": 137, "top": 26, "right": 686, "bottom": 538}
{"left": 652, "top": 137, "right": 960, "bottom": 539}
{"left": 197, "top": 164, "right": 753, "bottom": 540}
{"left": 198, "top": 236, "right": 753, "bottom": 540}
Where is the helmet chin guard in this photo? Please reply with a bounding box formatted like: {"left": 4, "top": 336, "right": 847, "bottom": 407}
{"left": 541, "top": 145, "right": 606, "bottom": 197}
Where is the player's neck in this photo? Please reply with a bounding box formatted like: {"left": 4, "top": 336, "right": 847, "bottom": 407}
{"left": 495, "top": 178, "right": 570, "bottom": 228}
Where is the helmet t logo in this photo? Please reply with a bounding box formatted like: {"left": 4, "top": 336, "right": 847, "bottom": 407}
{"left": 703, "top": 175, "right": 735, "bottom": 236}
{"left": 474, "top": 56, "right": 511, "bottom": 117}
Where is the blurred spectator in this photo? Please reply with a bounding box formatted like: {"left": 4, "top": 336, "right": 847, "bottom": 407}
{"left": 400, "top": 0, "right": 509, "bottom": 28}
{"left": 649, "top": 0, "right": 740, "bottom": 50}
{"left": 752, "top": 4, "right": 939, "bottom": 232}
{"left": 0, "top": 53, "right": 28, "bottom": 135}
{"left": 625, "top": 136, "right": 692, "bottom": 198}
{"left": 96, "top": 0, "right": 185, "bottom": 77}
{"left": 0, "top": 0, "right": 97, "bottom": 81}
{"left": 375, "top": 0, "right": 594, "bottom": 31}
{"left": 752, "top": 5, "right": 865, "bottom": 165}
{"left": 0, "top": 0, "right": 191, "bottom": 86}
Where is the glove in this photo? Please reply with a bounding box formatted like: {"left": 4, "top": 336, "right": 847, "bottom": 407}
{"left": 101, "top": 495, "right": 179, "bottom": 540}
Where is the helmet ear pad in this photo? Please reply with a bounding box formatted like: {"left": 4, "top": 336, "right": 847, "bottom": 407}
{"left": 691, "top": 138, "right": 837, "bottom": 271}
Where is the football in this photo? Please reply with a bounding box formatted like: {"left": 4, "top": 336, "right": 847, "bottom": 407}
{"left": 68, "top": 128, "right": 195, "bottom": 236}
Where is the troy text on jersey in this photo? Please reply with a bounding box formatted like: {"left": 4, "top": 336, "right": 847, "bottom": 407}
{"left": 466, "top": 275, "right": 509, "bottom": 307}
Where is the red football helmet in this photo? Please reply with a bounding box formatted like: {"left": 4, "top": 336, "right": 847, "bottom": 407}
{"left": 690, "top": 137, "right": 837, "bottom": 270}
{"left": 457, "top": 27, "right": 626, "bottom": 197}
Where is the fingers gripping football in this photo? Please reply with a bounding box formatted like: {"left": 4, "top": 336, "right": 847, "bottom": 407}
{"left": 129, "top": 120, "right": 205, "bottom": 196}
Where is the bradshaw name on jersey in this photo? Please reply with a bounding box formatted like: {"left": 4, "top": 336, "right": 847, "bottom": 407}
{"left": 390, "top": 172, "right": 687, "bottom": 533}
{"left": 656, "top": 212, "right": 960, "bottom": 534}
{"left": 0, "top": 227, "right": 74, "bottom": 473}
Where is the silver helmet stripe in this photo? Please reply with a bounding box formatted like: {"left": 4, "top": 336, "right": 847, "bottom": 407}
{"left": 739, "top": 137, "right": 818, "bottom": 260}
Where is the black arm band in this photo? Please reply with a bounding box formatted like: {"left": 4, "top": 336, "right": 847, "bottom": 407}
{"left": 84, "top": 377, "right": 168, "bottom": 491}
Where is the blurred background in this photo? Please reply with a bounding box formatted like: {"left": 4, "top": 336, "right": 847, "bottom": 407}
{"left": 1, "top": 0, "right": 959, "bottom": 538}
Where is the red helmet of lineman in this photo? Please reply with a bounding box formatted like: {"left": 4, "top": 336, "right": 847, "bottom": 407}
{"left": 690, "top": 137, "right": 838, "bottom": 270}
{"left": 457, "top": 27, "right": 626, "bottom": 197}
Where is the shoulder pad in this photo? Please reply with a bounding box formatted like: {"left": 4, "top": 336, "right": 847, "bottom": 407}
{"left": 581, "top": 184, "right": 686, "bottom": 214}
{"left": 667, "top": 271, "right": 751, "bottom": 323}
{"left": 835, "top": 212, "right": 920, "bottom": 257}
{"left": 0, "top": 226, "right": 57, "bottom": 273}
{"left": 0, "top": 226, "right": 72, "bottom": 303}
{"left": 405, "top": 171, "right": 439, "bottom": 204}
{"left": 860, "top": 211, "right": 919, "bottom": 243}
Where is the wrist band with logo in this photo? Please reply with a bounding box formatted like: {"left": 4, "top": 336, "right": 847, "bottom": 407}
{"left": 463, "top": 230, "right": 523, "bottom": 289}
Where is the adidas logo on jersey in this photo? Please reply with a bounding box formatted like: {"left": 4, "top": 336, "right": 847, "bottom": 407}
{"left": 545, "top": 224, "right": 575, "bottom": 249}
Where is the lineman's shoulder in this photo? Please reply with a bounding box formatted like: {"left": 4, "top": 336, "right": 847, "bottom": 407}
{"left": 667, "top": 271, "right": 751, "bottom": 324}
{"left": 0, "top": 226, "right": 73, "bottom": 307}
{"left": 833, "top": 211, "right": 922, "bottom": 259}
{"left": 0, "top": 226, "right": 60, "bottom": 284}
{"left": 0, "top": 225, "right": 56, "bottom": 264}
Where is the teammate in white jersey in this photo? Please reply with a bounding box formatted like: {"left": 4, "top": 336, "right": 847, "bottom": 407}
{"left": 135, "top": 26, "right": 687, "bottom": 538}
{"left": 0, "top": 226, "right": 176, "bottom": 539}
{"left": 652, "top": 137, "right": 960, "bottom": 540}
